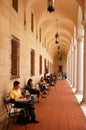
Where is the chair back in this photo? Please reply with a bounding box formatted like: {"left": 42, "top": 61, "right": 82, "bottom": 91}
{"left": 2, "top": 93, "right": 18, "bottom": 117}
{"left": 2, "top": 93, "right": 10, "bottom": 113}
{"left": 2, "top": 93, "right": 27, "bottom": 130}
{"left": 3, "top": 93, "right": 10, "bottom": 101}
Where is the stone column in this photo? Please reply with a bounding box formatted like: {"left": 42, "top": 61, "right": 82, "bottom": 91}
{"left": 69, "top": 54, "right": 71, "bottom": 84}
{"left": 67, "top": 56, "right": 69, "bottom": 81}
{"left": 72, "top": 46, "right": 75, "bottom": 88}
{"left": 70, "top": 50, "right": 72, "bottom": 87}
{"left": 73, "top": 45, "right": 77, "bottom": 88}
{"left": 81, "top": 22, "right": 86, "bottom": 104}
{"left": 76, "top": 37, "right": 83, "bottom": 93}
{"left": 69, "top": 48, "right": 73, "bottom": 87}
{"left": 80, "top": 0, "right": 86, "bottom": 104}
{"left": 71, "top": 47, "right": 74, "bottom": 87}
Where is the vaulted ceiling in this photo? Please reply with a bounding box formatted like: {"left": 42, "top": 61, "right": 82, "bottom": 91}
{"left": 25, "top": 0, "right": 84, "bottom": 59}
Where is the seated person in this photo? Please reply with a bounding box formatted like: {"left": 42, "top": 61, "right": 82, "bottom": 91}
{"left": 26, "top": 79, "right": 46, "bottom": 101}
{"left": 53, "top": 72, "right": 57, "bottom": 82}
{"left": 9, "top": 81, "right": 39, "bottom": 123}
{"left": 26, "top": 79, "right": 40, "bottom": 103}
{"left": 44, "top": 73, "right": 50, "bottom": 85}
{"left": 49, "top": 73, "right": 56, "bottom": 86}
{"left": 39, "top": 77, "right": 48, "bottom": 94}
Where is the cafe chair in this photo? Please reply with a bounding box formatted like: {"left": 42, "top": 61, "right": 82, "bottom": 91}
{"left": 2, "top": 93, "right": 27, "bottom": 130}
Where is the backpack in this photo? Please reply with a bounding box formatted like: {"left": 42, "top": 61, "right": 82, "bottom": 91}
{"left": 17, "top": 110, "right": 29, "bottom": 125}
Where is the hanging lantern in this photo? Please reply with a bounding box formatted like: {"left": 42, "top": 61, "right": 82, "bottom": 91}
{"left": 55, "top": 33, "right": 59, "bottom": 43}
{"left": 47, "top": 0, "right": 55, "bottom": 13}
{"left": 55, "top": 19, "right": 59, "bottom": 44}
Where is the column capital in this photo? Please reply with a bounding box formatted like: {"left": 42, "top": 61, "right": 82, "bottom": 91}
{"left": 77, "top": 36, "right": 84, "bottom": 43}
{"left": 71, "top": 46, "right": 74, "bottom": 52}
{"left": 82, "top": 21, "right": 86, "bottom": 29}
{"left": 80, "top": 99, "right": 86, "bottom": 106}
{"left": 74, "top": 43, "right": 77, "bottom": 49}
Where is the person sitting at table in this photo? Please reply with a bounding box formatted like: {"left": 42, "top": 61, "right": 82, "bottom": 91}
{"left": 9, "top": 81, "right": 39, "bottom": 123}
{"left": 26, "top": 79, "right": 46, "bottom": 102}
{"left": 48, "top": 73, "right": 56, "bottom": 86}
{"left": 44, "top": 73, "right": 50, "bottom": 85}
{"left": 39, "top": 77, "right": 48, "bottom": 95}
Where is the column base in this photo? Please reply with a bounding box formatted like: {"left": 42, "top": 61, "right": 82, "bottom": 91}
{"left": 67, "top": 79, "right": 70, "bottom": 84}
{"left": 70, "top": 84, "right": 73, "bottom": 88}
{"left": 72, "top": 87, "right": 76, "bottom": 93}
{"left": 67, "top": 80, "right": 73, "bottom": 88}
{"left": 80, "top": 99, "right": 86, "bottom": 106}
{"left": 75, "top": 90, "right": 83, "bottom": 94}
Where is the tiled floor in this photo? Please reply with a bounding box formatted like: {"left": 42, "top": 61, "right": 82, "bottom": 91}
{"left": 2, "top": 80, "right": 86, "bottom": 130}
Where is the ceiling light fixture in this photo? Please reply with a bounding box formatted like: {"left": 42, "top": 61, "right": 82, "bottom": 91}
{"left": 47, "top": 0, "right": 55, "bottom": 13}
{"left": 55, "top": 19, "right": 59, "bottom": 44}
{"left": 55, "top": 33, "right": 59, "bottom": 44}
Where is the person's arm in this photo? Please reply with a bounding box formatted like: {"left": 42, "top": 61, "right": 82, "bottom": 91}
{"left": 17, "top": 89, "right": 24, "bottom": 98}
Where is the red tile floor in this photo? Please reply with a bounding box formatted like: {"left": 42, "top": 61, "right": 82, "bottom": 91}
{"left": 3, "top": 80, "right": 86, "bottom": 130}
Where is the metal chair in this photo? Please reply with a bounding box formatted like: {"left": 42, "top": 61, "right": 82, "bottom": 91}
{"left": 2, "top": 93, "right": 27, "bottom": 130}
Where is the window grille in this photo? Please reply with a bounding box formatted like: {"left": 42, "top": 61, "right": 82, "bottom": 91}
{"left": 12, "top": 0, "right": 18, "bottom": 12}
{"left": 31, "top": 12, "right": 34, "bottom": 32}
{"left": 11, "top": 36, "right": 20, "bottom": 79}
{"left": 39, "top": 55, "right": 42, "bottom": 74}
{"left": 31, "top": 49, "right": 35, "bottom": 76}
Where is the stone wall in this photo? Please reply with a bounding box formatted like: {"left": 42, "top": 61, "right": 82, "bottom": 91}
{"left": 0, "top": 0, "right": 53, "bottom": 120}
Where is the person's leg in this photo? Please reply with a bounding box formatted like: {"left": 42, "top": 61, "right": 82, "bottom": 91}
{"left": 36, "top": 90, "right": 40, "bottom": 103}
{"left": 29, "top": 107, "right": 39, "bottom": 123}
{"left": 27, "top": 96, "right": 35, "bottom": 105}
{"left": 29, "top": 107, "right": 36, "bottom": 121}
